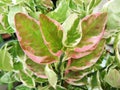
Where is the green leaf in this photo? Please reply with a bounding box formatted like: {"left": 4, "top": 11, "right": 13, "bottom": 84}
{"left": 104, "top": 69, "right": 120, "bottom": 88}
{"left": 41, "top": 0, "right": 53, "bottom": 9}
{"left": 15, "top": 13, "right": 56, "bottom": 64}
{"left": 39, "top": 14, "right": 63, "bottom": 56}
{"left": 0, "top": 72, "right": 15, "bottom": 83}
{"left": 26, "top": 59, "right": 47, "bottom": 79}
{"left": 88, "top": 0, "right": 101, "bottom": 10}
{"left": 19, "top": 70, "right": 35, "bottom": 88}
{"left": 15, "top": 84, "right": 32, "bottom": 90}
{"left": 8, "top": 5, "right": 26, "bottom": 30}
{"left": 62, "top": 13, "right": 82, "bottom": 47}
{"left": 69, "top": 13, "right": 107, "bottom": 59}
{"left": 14, "top": 61, "right": 23, "bottom": 70}
{"left": 49, "top": 85, "right": 67, "bottom": 90}
{"left": 38, "top": 86, "right": 50, "bottom": 90}
{"left": 114, "top": 32, "right": 120, "bottom": 67}
{"left": 47, "top": 0, "right": 69, "bottom": 23}
{"left": 0, "top": 46, "right": 13, "bottom": 71}
{"left": 45, "top": 64, "right": 57, "bottom": 89}
{"left": 103, "top": 0, "right": 120, "bottom": 30}
{"left": 65, "top": 76, "right": 88, "bottom": 86}
{"left": 87, "top": 0, "right": 96, "bottom": 10}
{"left": 65, "top": 69, "right": 89, "bottom": 82}
{"left": 90, "top": 71, "right": 102, "bottom": 90}
{"left": 67, "top": 39, "right": 105, "bottom": 70}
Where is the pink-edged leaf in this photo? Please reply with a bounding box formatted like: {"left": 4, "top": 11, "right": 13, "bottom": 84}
{"left": 67, "top": 39, "right": 105, "bottom": 71}
{"left": 15, "top": 13, "right": 56, "bottom": 64}
{"left": 65, "top": 70, "right": 89, "bottom": 82}
{"left": 39, "top": 14, "right": 63, "bottom": 56}
{"left": 69, "top": 13, "right": 107, "bottom": 59}
{"left": 65, "top": 76, "right": 87, "bottom": 86}
{"left": 26, "top": 59, "right": 47, "bottom": 78}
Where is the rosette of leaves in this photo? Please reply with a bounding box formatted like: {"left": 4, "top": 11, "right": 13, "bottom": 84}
{"left": 14, "top": 11, "right": 107, "bottom": 88}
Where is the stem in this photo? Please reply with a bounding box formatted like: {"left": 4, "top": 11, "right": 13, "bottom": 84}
{"left": 57, "top": 53, "right": 65, "bottom": 81}
{"left": 0, "top": 35, "right": 3, "bottom": 43}
{"left": 8, "top": 83, "right": 13, "bottom": 90}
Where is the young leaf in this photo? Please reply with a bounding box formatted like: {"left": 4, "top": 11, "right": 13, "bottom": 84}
{"left": 69, "top": 13, "right": 107, "bottom": 59}
{"left": 47, "top": 0, "right": 69, "bottom": 23}
{"left": 67, "top": 39, "right": 105, "bottom": 70}
{"left": 0, "top": 47, "right": 13, "bottom": 71}
{"left": 104, "top": 69, "right": 120, "bottom": 88}
{"left": 39, "top": 14, "right": 63, "bottom": 56}
{"left": 62, "top": 13, "right": 82, "bottom": 47}
{"left": 19, "top": 70, "right": 35, "bottom": 88}
{"left": 45, "top": 64, "right": 57, "bottom": 89}
{"left": 15, "top": 13, "right": 56, "bottom": 64}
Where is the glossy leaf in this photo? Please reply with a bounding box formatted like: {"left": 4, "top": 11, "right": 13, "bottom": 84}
{"left": 70, "top": 13, "right": 107, "bottom": 59}
{"left": 45, "top": 64, "right": 57, "bottom": 88}
{"left": 15, "top": 13, "right": 56, "bottom": 64}
{"left": 104, "top": 69, "right": 120, "bottom": 88}
{"left": 39, "top": 14, "right": 63, "bottom": 56}
{"left": 19, "top": 70, "right": 35, "bottom": 88}
{"left": 67, "top": 39, "right": 105, "bottom": 70}
{"left": 0, "top": 46, "right": 13, "bottom": 71}
{"left": 62, "top": 13, "right": 82, "bottom": 47}
{"left": 47, "top": 0, "right": 69, "bottom": 23}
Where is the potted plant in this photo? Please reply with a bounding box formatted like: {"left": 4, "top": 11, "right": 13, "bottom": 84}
{"left": 0, "top": 0, "right": 120, "bottom": 90}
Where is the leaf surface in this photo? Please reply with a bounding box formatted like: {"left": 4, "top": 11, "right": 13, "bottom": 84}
{"left": 45, "top": 64, "right": 57, "bottom": 88}
{"left": 67, "top": 39, "right": 105, "bottom": 70}
{"left": 104, "top": 69, "right": 120, "bottom": 88}
{"left": 19, "top": 70, "right": 35, "bottom": 88}
{"left": 0, "top": 47, "right": 13, "bottom": 71}
{"left": 15, "top": 13, "right": 56, "bottom": 64}
{"left": 69, "top": 13, "right": 107, "bottom": 59}
{"left": 39, "top": 14, "right": 63, "bottom": 56}
{"left": 62, "top": 13, "right": 82, "bottom": 47}
{"left": 8, "top": 5, "right": 26, "bottom": 30}
{"left": 26, "top": 59, "right": 47, "bottom": 78}
{"left": 103, "top": 0, "right": 120, "bottom": 30}
{"left": 47, "top": 0, "right": 69, "bottom": 23}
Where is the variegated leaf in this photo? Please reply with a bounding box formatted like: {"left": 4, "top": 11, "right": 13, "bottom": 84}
{"left": 39, "top": 14, "right": 63, "bottom": 56}
{"left": 104, "top": 69, "right": 120, "bottom": 88}
{"left": 47, "top": 0, "right": 69, "bottom": 23}
{"left": 26, "top": 59, "right": 47, "bottom": 78}
{"left": 67, "top": 39, "right": 105, "bottom": 70}
{"left": 65, "top": 76, "right": 88, "bottom": 86}
{"left": 62, "top": 13, "right": 82, "bottom": 47}
{"left": 69, "top": 13, "right": 107, "bottom": 59}
{"left": 15, "top": 13, "right": 56, "bottom": 64}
